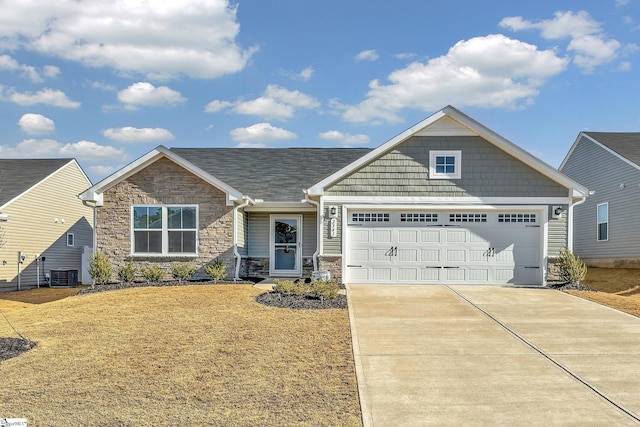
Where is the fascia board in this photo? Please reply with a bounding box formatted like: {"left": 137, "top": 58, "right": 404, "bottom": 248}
{"left": 79, "top": 146, "right": 244, "bottom": 203}
{"left": 1, "top": 159, "right": 76, "bottom": 210}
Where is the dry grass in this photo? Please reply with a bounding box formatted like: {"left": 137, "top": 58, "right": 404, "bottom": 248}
{"left": 566, "top": 267, "right": 640, "bottom": 318}
{"left": 0, "top": 286, "right": 86, "bottom": 304}
{"left": 0, "top": 285, "right": 362, "bottom": 426}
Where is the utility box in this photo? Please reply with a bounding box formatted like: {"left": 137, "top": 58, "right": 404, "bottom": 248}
{"left": 50, "top": 270, "right": 78, "bottom": 288}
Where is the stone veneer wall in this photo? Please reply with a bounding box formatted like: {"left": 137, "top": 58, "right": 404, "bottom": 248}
{"left": 318, "top": 255, "right": 343, "bottom": 284}
{"left": 97, "top": 158, "right": 235, "bottom": 282}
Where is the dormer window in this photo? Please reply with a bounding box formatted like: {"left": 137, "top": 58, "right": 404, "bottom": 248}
{"left": 429, "top": 150, "right": 461, "bottom": 179}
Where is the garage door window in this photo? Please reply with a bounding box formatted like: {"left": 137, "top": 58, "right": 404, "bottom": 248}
{"left": 449, "top": 213, "right": 486, "bottom": 223}
{"left": 498, "top": 213, "right": 536, "bottom": 223}
{"left": 400, "top": 213, "right": 438, "bottom": 222}
{"left": 351, "top": 213, "right": 390, "bottom": 222}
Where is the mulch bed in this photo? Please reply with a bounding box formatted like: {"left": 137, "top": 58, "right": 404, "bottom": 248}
{"left": 549, "top": 282, "right": 595, "bottom": 291}
{"left": 77, "top": 279, "right": 255, "bottom": 295}
{"left": 256, "top": 292, "right": 348, "bottom": 310}
{"left": 0, "top": 337, "right": 36, "bottom": 363}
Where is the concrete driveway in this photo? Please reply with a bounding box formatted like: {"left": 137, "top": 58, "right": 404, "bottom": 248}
{"left": 347, "top": 285, "right": 640, "bottom": 426}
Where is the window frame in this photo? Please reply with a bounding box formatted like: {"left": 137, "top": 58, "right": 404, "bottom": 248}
{"left": 131, "top": 204, "right": 199, "bottom": 256}
{"left": 429, "top": 150, "right": 462, "bottom": 180}
{"left": 66, "top": 233, "right": 75, "bottom": 247}
{"left": 596, "top": 202, "right": 608, "bottom": 242}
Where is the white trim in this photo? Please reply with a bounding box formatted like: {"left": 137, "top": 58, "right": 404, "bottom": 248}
{"left": 1, "top": 160, "right": 89, "bottom": 210}
{"left": 244, "top": 202, "right": 316, "bottom": 212}
{"left": 79, "top": 146, "right": 243, "bottom": 206}
{"left": 130, "top": 204, "right": 199, "bottom": 256}
{"left": 307, "top": 105, "right": 589, "bottom": 198}
{"left": 321, "top": 196, "right": 573, "bottom": 205}
{"left": 269, "top": 214, "right": 303, "bottom": 276}
{"left": 429, "top": 150, "right": 462, "bottom": 180}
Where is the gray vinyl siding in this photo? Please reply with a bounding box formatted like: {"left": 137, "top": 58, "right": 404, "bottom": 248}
{"left": 561, "top": 136, "right": 640, "bottom": 258}
{"left": 548, "top": 207, "right": 568, "bottom": 257}
{"left": 322, "top": 203, "right": 344, "bottom": 256}
{"left": 246, "top": 212, "right": 317, "bottom": 258}
{"left": 326, "top": 136, "right": 568, "bottom": 197}
{"left": 0, "top": 161, "right": 93, "bottom": 291}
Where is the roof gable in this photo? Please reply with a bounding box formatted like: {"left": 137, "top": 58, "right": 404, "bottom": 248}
{"left": 0, "top": 158, "right": 80, "bottom": 209}
{"left": 569, "top": 132, "right": 640, "bottom": 172}
{"left": 307, "top": 106, "right": 588, "bottom": 198}
{"left": 79, "top": 146, "right": 244, "bottom": 205}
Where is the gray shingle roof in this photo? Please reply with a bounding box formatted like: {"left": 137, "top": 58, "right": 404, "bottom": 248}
{"left": 0, "top": 159, "right": 72, "bottom": 207}
{"left": 170, "top": 148, "right": 371, "bottom": 202}
{"left": 584, "top": 132, "right": 640, "bottom": 166}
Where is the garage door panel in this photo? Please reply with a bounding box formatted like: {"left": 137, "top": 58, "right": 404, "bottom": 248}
{"left": 446, "top": 249, "right": 466, "bottom": 263}
{"left": 495, "top": 269, "right": 515, "bottom": 282}
{"left": 469, "top": 249, "right": 488, "bottom": 262}
{"left": 446, "top": 230, "right": 467, "bottom": 243}
{"left": 371, "top": 268, "right": 392, "bottom": 281}
{"left": 398, "top": 249, "right": 418, "bottom": 262}
{"left": 420, "top": 230, "right": 440, "bottom": 243}
{"left": 397, "top": 268, "right": 418, "bottom": 281}
{"left": 446, "top": 268, "right": 465, "bottom": 281}
{"left": 398, "top": 230, "right": 418, "bottom": 243}
{"left": 349, "top": 268, "right": 369, "bottom": 281}
{"left": 468, "top": 268, "right": 489, "bottom": 282}
{"left": 350, "top": 229, "right": 370, "bottom": 243}
{"left": 421, "top": 268, "right": 441, "bottom": 281}
{"left": 371, "top": 248, "right": 392, "bottom": 262}
{"left": 349, "top": 249, "right": 369, "bottom": 262}
{"left": 372, "top": 229, "right": 392, "bottom": 243}
{"left": 420, "top": 249, "right": 440, "bottom": 262}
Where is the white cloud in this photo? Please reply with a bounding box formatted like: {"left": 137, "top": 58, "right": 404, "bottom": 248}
{"left": 318, "top": 130, "right": 370, "bottom": 146}
{"left": 18, "top": 113, "right": 55, "bottom": 135}
{"left": 0, "top": 139, "right": 126, "bottom": 163}
{"left": 42, "top": 65, "right": 61, "bottom": 77}
{"left": 230, "top": 123, "right": 297, "bottom": 143}
{"left": 356, "top": 49, "right": 379, "bottom": 62}
{"left": 103, "top": 127, "right": 175, "bottom": 143}
{"left": 91, "top": 81, "right": 117, "bottom": 91}
{"left": 206, "top": 84, "right": 320, "bottom": 120}
{"left": 118, "top": 82, "right": 186, "bottom": 110}
{"left": 500, "top": 10, "right": 624, "bottom": 72}
{"left": 3, "top": 87, "right": 81, "bottom": 108}
{"left": 235, "top": 142, "right": 268, "bottom": 148}
{"left": 0, "top": 0, "right": 256, "bottom": 80}
{"left": 394, "top": 52, "right": 418, "bottom": 60}
{"left": 339, "top": 34, "right": 568, "bottom": 124}
{"left": 297, "top": 67, "right": 314, "bottom": 81}
{"left": 0, "top": 54, "right": 59, "bottom": 83}
{"left": 87, "top": 164, "right": 117, "bottom": 178}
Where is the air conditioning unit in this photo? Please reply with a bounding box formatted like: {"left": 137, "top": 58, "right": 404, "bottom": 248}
{"left": 49, "top": 270, "right": 78, "bottom": 288}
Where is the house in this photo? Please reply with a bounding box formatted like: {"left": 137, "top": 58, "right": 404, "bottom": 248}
{"left": 79, "top": 106, "right": 588, "bottom": 286}
{"left": 560, "top": 132, "right": 640, "bottom": 268}
{"left": 0, "top": 159, "right": 93, "bottom": 291}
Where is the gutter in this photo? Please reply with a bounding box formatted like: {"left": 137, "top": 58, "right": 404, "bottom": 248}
{"left": 302, "top": 191, "right": 320, "bottom": 271}
{"left": 233, "top": 196, "right": 254, "bottom": 280}
{"left": 567, "top": 193, "right": 590, "bottom": 252}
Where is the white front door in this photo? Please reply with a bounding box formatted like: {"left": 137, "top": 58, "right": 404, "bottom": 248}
{"left": 270, "top": 215, "right": 303, "bottom": 276}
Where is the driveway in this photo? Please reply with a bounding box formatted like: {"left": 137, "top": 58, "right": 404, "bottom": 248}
{"left": 347, "top": 285, "right": 640, "bottom": 426}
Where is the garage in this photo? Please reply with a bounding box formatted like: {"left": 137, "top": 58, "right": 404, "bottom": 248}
{"left": 345, "top": 210, "right": 542, "bottom": 285}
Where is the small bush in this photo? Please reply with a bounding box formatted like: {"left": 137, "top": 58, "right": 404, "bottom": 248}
{"left": 88, "top": 252, "right": 112, "bottom": 287}
{"left": 117, "top": 261, "right": 137, "bottom": 284}
{"left": 556, "top": 246, "right": 587, "bottom": 285}
{"left": 171, "top": 263, "right": 196, "bottom": 284}
{"left": 309, "top": 279, "right": 339, "bottom": 300}
{"left": 141, "top": 264, "right": 164, "bottom": 283}
{"left": 203, "top": 259, "right": 227, "bottom": 282}
{"left": 272, "top": 279, "right": 307, "bottom": 296}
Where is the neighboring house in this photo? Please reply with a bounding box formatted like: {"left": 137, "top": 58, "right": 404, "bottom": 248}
{"left": 0, "top": 159, "right": 93, "bottom": 291}
{"left": 560, "top": 132, "right": 640, "bottom": 268}
{"left": 79, "top": 106, "right": 588, "bottom": 286}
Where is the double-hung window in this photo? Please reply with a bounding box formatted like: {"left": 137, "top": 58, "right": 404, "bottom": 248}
{"left": 597, "top": 202, "right": 608, "bottom": 241}
{"left": 429, "top": 150, "right": 462, "bottom": 179}
{"left": 132, "top": 205, "right": 198, "bottom": 255}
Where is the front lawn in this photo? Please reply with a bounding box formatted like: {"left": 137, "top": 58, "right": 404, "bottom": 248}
{"left": 0, "top": 285, "right": 362, "bottom": 426}
{"left": 566, "top": 267, "right": 640, "bottom": 317}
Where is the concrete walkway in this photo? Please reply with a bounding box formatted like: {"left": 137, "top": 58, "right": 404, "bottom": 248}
{"left": 347, "top": 285, "right": 640, "bottom": 426}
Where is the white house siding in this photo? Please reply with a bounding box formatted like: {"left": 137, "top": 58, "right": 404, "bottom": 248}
{"left": 561, "top": 136, "right": 640, "bottom": 261}
{"left": 0, "top": 162, "right": 93, "bottom": 291}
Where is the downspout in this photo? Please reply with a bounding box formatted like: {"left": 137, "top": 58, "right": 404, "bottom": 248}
{"left": 82, "top": 200, "right": 98, "bottom": 254}
{"left": 233, "top": 196, "right": 253, "bottom": 280}
{"left": 303, "top": 191, "right": 320, "bottom": 272}
{"left": 567, "top": 195, "right": 588, "bottom": 252}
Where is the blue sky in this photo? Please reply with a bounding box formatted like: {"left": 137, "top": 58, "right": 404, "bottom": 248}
{"left": 0, "top": 0, "right": 638, "bottom": 183}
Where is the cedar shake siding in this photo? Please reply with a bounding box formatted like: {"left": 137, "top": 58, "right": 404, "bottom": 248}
{"left": 96, "top": 158, "right": 234, "bottom": 281}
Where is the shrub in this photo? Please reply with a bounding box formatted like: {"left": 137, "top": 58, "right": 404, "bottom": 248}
{"left": 117, "top": 261, "right": 137, "bottom": 284}
{"left": 140, "top": 264, "right": 164, "bottom": 283}
{"left": 309, "top": 279, "right": 340, "bottom": 300}
{"left": 171, "top": 263, "right": 196, "bottom": 284}
{"left": 203, "top": 259, "right": 227, "bottom": 282}
{"left": 272, "top": 279, "right": 307, "bottom": 296}
{"left": 556, "top": 246, "right": 587, "bottom": 285}
{"left": 88, "top": 252, "right": 112, "bottom": 287}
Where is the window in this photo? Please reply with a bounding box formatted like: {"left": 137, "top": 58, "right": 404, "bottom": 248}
{"left": 351, "top": 212, "right": 390, "bottom": 222}
{"left": 430, "top": 150, "right": 462, "bottom": 179}
{"left": 400, "top": 213, "right": 438, "bottom": 222}
{"left": 66, "top": 233, "right": 75, "bottom": 247}
{"left": 597, "top": 203, "right": 608, "bottom": 241}
{"left": 498, "top": 213, "right": 536, "bottom": 223}
{"left": 449, "top": 213, "right": 486, "bottom": 223}
{"left": 132, "top": 205, "right": 198, "bottom": 255}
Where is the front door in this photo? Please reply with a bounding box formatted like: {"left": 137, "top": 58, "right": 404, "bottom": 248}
{"left": 270, "top": 215, "right": 303, "bottom": 276}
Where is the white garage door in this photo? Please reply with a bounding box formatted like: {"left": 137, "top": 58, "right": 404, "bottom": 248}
{"left": 346, "top": 211, "right": 541, "bottom": 285}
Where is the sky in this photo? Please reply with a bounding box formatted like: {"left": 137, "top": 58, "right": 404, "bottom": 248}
{"left": 0, "top": 0, "right": 638, "bottom": 184}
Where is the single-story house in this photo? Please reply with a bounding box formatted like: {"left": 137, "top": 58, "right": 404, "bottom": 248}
{"left": 79, "top": 106, "right": 588, "bottom": 286}
{"left": 560, "top": 132, "right": 640, "bottom": 268}
{"left": 0, "top": 159, "right": 93, "bottom": 291}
